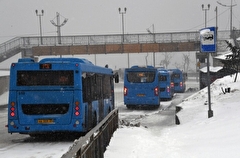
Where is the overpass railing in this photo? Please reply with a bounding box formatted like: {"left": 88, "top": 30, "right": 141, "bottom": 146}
{"left": 0, "top": 30, "right": 235, "bottom": 56}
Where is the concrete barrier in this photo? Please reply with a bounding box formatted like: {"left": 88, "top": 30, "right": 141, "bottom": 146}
{"left": 0, "top": 76, "right": 9, "bottom": 95}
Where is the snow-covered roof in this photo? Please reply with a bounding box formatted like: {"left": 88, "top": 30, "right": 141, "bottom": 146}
{"left": 214, "top": 51, "right": 233, "bottom": 60}
{"left": 200, "top": 66, "right": 223, "bottom": 73}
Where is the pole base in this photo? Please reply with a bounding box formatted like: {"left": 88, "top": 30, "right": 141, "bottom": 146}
{"left": 208, "top": 110, "right": 213, "bottom": 118}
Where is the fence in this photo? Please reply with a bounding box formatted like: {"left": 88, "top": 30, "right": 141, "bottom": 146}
{"left": 61, "top": 108, "right": 119, "bottom": 158}
{"left": 0, "top": 75, "right": 9, "bottom": 95}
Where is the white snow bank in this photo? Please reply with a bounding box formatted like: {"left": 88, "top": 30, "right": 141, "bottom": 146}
{"left": 105, "top": 74, "right": 240, "bottom": 158}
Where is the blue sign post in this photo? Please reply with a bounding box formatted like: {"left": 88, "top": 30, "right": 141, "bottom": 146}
{"left": 200, "top": 27, "right": 217, "bottom": 53}
{"left": 200, "top": 27, "right": 216, "bottom": 118}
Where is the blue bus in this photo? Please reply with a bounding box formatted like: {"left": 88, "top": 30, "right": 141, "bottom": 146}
{"left": 124, "top": 65, "right": 160, "bottom": 109}
{"left": 7, "top": 57, "right": 119, "bottom": 136}
{"left": 158, "top": 68, "right": 174, "bottom": 100}
{"left": 169, "top": 69, "right": 186, "bottom": 93}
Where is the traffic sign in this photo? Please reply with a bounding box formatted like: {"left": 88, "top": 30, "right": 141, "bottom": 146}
{"left": 200, "top": 27, "right": 216, "bottom": 53}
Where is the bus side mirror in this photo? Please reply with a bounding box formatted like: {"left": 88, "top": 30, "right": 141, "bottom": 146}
{"left": 114, "top": 72, "right": 119, "bottom": 83}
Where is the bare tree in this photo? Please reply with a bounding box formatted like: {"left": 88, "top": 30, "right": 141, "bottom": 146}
{"left": 145, "top": 53, "right": 149, "bottom": 66}
{"left": 182, "top": 53, "right": 190, "bottom": 72}
{"left": 159, "top": 52, "right": 172, "bottom": 68}
{"left": 174, "top": 62, "right": 181, "bottom": 69}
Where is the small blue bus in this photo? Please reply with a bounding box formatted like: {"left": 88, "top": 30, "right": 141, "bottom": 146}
{"left": 7, "top": 57, "right": 119, "bottom": 136}
{"left": 169, "top": 68, "right": 186, "bottom": 93}
{"left": 158, "top": 68, "right": 174, "bottom": 100}
{"left": 124, "top": 65, "right": 160, "bottom": 109}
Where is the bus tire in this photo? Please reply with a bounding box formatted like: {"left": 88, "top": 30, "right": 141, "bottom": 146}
{"left": 126, "top": 105, "right": 131, "bottom": 109}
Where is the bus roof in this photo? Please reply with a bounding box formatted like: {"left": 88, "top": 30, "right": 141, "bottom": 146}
{"left": 125, "top": 65, "right": 156, "bottom": 72}
{"left": 15, "top": 57, "right": 113, "bottom": 75}
{"left": 39, "top": 58, "right": 94, "bottom": 65}
{"left": 158, "top": 70, "right": 168, "bottom": 74}
{"left": 168, "top": 68, "right": 182, "bottom": 73}
{"left": 130, "top": 65, "right": 155, "bottom": 69}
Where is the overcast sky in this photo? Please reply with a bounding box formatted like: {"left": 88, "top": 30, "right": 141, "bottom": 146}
{"left": 0, "top": 0, "right": 239, "bottom": 43}
{"left": 0, "top": 0, "right": 239, "bottom": 70}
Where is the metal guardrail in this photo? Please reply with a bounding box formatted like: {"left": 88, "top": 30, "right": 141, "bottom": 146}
{"left": 61, "top": 108, "right": 119, "bottom": 158}
{"left": 0, "top": 30, "right": 236, "bottom": 56}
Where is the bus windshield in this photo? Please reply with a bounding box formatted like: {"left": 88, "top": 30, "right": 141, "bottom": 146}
{"left": 127, "top": 71, "right": 155, "bottom": 83}
{"left": 17, "top": 70, "right": 74, "bottom": 86}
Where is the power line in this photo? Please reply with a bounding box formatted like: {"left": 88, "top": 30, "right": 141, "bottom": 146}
{"left": 184, "top": 7, "right": 230, "bottom": 32}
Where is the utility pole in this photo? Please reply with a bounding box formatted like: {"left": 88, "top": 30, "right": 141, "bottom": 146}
{"left": 202, "top": 4, "right": 213, "bottom": 118}
{"left": 213, "top": 6, "right": 218, "bottom": 60}
{"left": 217, "top": 0, "right": 237, "bottom": 39}
{"left": 50, "top": 12, "right": 68, "bottom": 44}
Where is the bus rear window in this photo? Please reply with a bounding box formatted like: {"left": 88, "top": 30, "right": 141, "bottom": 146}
{"left": 173, "top": 74, "right": 180, "bottom": 79}
{"left": 127, "top": 72, "right": 155, "bottom": 83}
{"left": 17, "top": 70, "right": 74, "bottom": 86}
{"left": 159, "top": 75, "right": 167, "bottom": 81}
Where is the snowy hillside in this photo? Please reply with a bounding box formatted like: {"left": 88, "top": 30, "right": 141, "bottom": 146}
{"left": 104, "top": 74, "right": 240, "bottom": 158}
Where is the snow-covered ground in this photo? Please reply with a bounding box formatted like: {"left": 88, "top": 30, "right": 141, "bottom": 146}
{"left": 1, "top": 71, "right": 240, "bottom": 157}
{"left": 104, "top": 74, "right": 240, "bottom": 158}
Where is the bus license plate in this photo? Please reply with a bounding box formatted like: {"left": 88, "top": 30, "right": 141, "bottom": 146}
{"left": 38, "top": 119, "right": 54, "bottom": 124}
{"left": 137, "top": 94, "right": 145, "bottom": 97}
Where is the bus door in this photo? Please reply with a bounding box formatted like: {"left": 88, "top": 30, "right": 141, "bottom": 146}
{"left": 17, "top": 91, "right": 74, "bottom": 125}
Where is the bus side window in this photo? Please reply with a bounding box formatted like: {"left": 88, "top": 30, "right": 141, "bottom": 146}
{"left": 82, "top": 76, "right": 92, "bottom": 103}
{"left": 103, "top": 75, "right": 111, "bottom": 99}
{"left": 95, "top": 75, "right": 103, "bottom": 100}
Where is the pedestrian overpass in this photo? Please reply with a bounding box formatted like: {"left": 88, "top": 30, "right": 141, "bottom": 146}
{"left": 0, "top": 30, "right": 238, "bottom": 63}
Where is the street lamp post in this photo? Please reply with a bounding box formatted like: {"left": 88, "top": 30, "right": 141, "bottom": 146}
{"left": 202, "top": 4, "right": 213, "bottom": 118}
{"left": 35, "top": 10, "right": 44, "bottom": 45}
{"left": 119, "top": 7, "right": 129, "bottom": 68}
{"left": 147, "top": 24, "right": 156, "bottom": 67}
{"left": 118, "top": 7, "right": 127, "bottom": 43}
{"left": 202, "top": 4, "right": 210, "bottom": 27}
